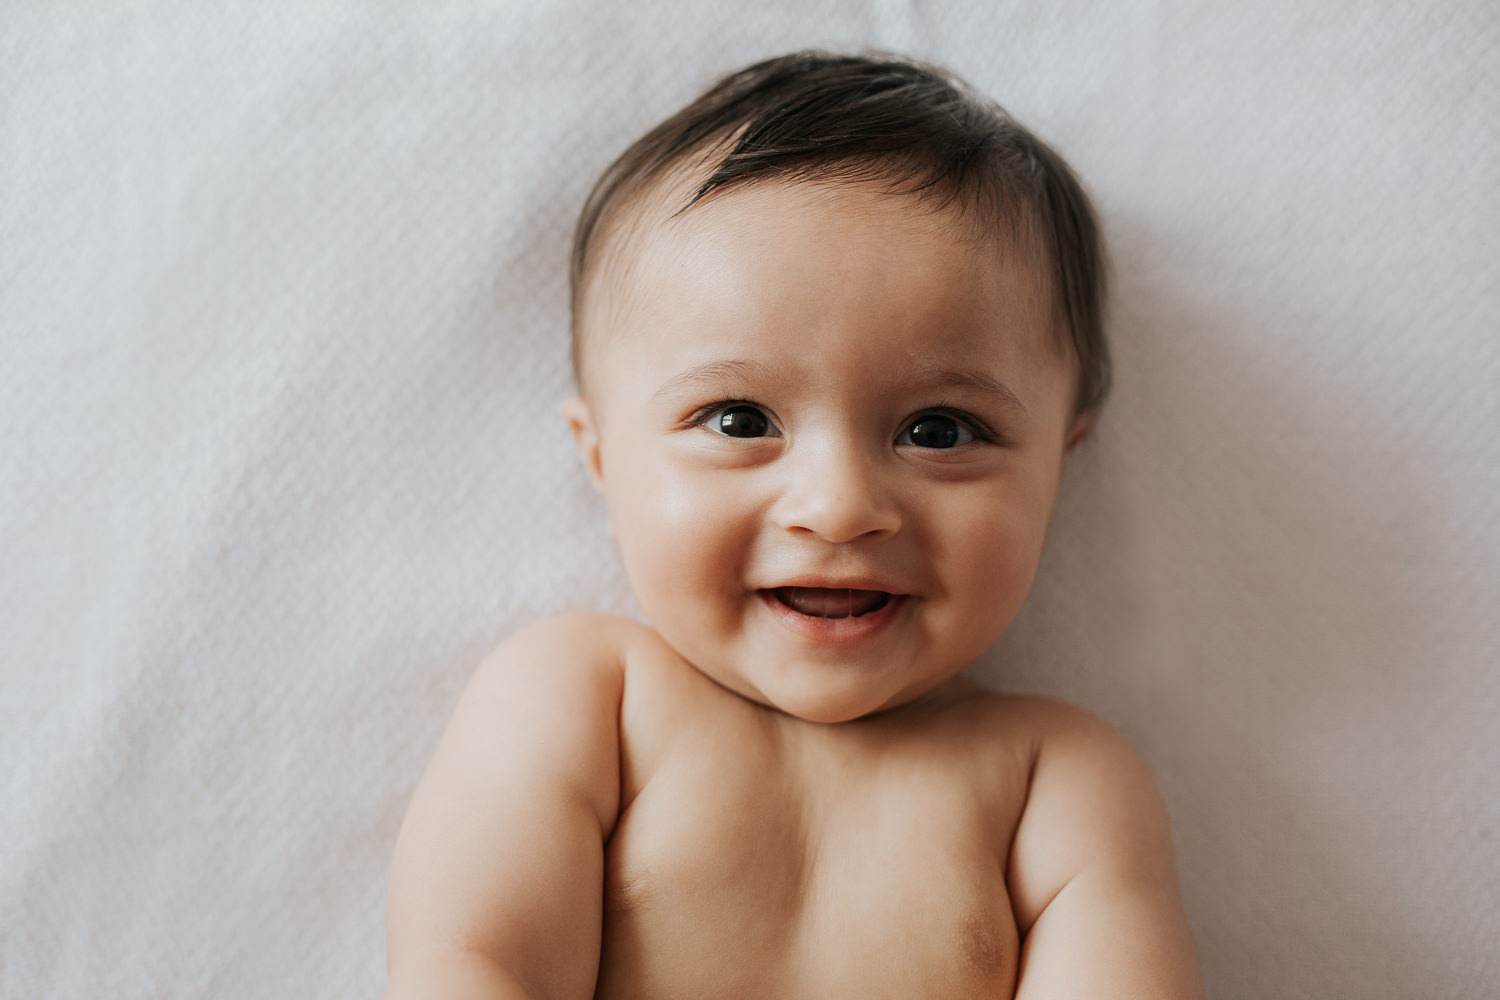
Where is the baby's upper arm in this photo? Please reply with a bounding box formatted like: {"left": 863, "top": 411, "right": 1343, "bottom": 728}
{"left": 383, "top": 613, "right": 629, "bottom": 1000}
{"left": 1006, "top": 701, "right": 1204, "bottom": 999}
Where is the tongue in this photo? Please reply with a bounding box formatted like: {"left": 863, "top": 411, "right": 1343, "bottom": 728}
{"left": 775, "top": 587, "right": 890, "bottom": 619}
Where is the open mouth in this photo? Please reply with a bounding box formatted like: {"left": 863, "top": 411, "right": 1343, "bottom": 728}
{"left": 768, "top": 587, "right": 893, "bottom": 619}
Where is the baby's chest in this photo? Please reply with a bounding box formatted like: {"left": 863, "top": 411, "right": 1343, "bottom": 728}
{"left": 595, "top": 727, "right": 1022, "bottom": 999}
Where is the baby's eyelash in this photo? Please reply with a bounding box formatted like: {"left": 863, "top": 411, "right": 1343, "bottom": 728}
{"left": 683, "top": 398, "right": 761, "bottom": 428}
{"left": 680, "top": 400, "right": 1002, "bottom": 444}
{"left": 919, "top": 405, "right": 1000, "bottom": 444}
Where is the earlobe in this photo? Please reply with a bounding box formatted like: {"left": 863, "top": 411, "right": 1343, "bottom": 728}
{"left": 1064, "top": 411, "right": 1095, "bottom": 454}
{"left": 561, "top": 395, "right": 606, "bottom": 492}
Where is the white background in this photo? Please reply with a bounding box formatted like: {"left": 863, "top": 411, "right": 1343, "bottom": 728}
{"left": 3, "top": 2, "right": 1496, "bottom": 996}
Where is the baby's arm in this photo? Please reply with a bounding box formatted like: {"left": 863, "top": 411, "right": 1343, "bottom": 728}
{"left": 382, "top": 614, "right": 625, "bottom": 1000}
{"left": 1007, "top": 702, "right": 1204, "bottom": 999}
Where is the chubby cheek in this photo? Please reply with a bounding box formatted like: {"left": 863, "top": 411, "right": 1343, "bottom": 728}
{"left": 605, "top": 453, "right": 758, "bottom": 637}
{"left": 929, "top": 486, "right": 1053, "bottom": 636}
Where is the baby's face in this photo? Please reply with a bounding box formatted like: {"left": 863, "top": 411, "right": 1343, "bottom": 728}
{"left": 568, "top": 181, "right": 1088, "bottom": 723}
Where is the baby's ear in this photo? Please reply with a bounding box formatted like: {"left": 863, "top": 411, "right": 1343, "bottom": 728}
{"left": 561, "top": 395, "right": 605, "bottom": 492}
{"left": 1064, "top": 411, "right": 1095, "bottom": 455}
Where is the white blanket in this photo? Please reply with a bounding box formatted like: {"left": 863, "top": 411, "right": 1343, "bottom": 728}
{"left": 3, "top": 2, "right": 1496, "bottom": 996}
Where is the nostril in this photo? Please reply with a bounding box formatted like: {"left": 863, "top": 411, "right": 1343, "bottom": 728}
{"left": 770, "top": 454, "right": 902, "bottom": 543}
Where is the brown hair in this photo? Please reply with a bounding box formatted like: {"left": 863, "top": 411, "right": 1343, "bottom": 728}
{"left": 569, "top": 50, "right": 1110, "bottom": 416}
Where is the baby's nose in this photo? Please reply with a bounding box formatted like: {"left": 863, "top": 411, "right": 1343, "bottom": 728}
{"left": 770, "top": 448, "right": 901, "bottom": 544}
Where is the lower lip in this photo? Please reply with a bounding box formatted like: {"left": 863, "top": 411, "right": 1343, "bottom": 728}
{"left": 757, "top": 590, "right": 907, "bottom": 646}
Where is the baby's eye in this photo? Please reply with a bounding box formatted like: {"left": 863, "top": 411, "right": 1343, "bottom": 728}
{"left": 706, "top": 404, "right": 779, "bottom": 439}
{"left": 897, "top": 414, "right": 976, "bottom": 449}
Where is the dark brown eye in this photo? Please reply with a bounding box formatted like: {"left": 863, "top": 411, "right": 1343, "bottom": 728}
{"left": 715, "top": 406, "right": 773, "bottom": 438}
{"left": 900, "top": 415, "right": 972, "bottom": 449}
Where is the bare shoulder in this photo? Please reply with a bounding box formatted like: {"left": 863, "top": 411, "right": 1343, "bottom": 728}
{"left": 926, "top": 693, "right": 1174, "bottom": 923}
{"left": 990, "top": 695, "right": 1203, "bottom": 997}
{"left": 928, "top": 688, "right": 1124, "bottom": 756}
{"left": 434, "top": 612, "right": 649, "bottom": 831}
{"left": 952, "top": 691, "right": 1151, "bottom": 774}
{"left": 477, "top": 610, "right": 647, "bottom": 676}
{"left": 465, "top": 612, "right": 664, "bottom": 705}
{"left": 999, "top": 697, "right": 1174, "bottom": 911}
{"left": 384, "top": 613, "right": 653, "bottom": 997}
{"left": 1000, "top": 694, "right": 1148, "bottom": 763}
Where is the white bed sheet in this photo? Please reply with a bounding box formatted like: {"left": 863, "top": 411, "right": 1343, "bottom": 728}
{"left": 3, "top": 2, "right": 1496, "bottom": 996}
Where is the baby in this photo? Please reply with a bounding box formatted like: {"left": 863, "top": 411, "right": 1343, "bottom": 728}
{"left": 383, "top": 51, "right": 1203, "bottom": 999}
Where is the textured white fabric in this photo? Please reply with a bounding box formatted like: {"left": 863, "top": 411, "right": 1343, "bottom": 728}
{"left": 3, "top": 3, "right": 1496, "bottom": 997}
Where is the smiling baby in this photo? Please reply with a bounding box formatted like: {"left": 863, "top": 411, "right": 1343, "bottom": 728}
{"left": 382, "top": 51, "right": 1204, "bottom": 999}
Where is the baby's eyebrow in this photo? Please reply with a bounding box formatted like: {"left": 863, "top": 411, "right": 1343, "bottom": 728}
{"left": 652, "top": 359, "right": 781, "bottom": 400}
{"left": 920, "top": 367, "right": 1030, "bottom": 417}
{"left": 652, "top": 359, "right": 1029, "bottom": 417}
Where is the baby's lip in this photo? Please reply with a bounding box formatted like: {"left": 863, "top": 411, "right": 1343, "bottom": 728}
{"left": 756, "top": 584, "right": 908, "bottom": 639}
{"left": 770, "top": 586, "right": 891, "bottom": 619}
{"left": 755, "top": 576, "right": 913, "bottom": 622}
{"left": 759, "top": 575, "right": 908, "bottom": 595}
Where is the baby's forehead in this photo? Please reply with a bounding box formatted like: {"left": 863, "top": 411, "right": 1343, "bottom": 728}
{"left": 574, "top": 176, "right": 1067, "bottom": 402}
{"left": 582, "top": 175, "right": 1051, "bottom": 334}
